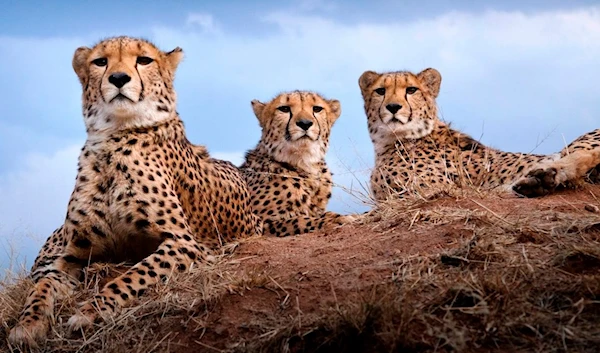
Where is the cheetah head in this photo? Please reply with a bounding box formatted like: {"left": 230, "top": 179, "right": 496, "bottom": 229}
{"left": 72, "top": 36, "right": 184, "bottom": 137}
{"left": 251, "top": 91, "right": 341, "bottom": 173}
{"left": 359, "top": 68, "right": 441, "bottom": 151}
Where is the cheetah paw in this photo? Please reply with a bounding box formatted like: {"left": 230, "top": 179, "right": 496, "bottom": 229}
{"left": 8, "top": 318, "right": 49, "bottom": 348}
{"left": 512, "top": 167, "right": 558, "bottom": 198}
{"left": 338, "top": 214, "right": 358, "bottom": 224}
{"left": 67, "top": 301, "right": 100, "bottom": 331}
{"left": 323, "top": 214, "right": 357, "bottom": 232}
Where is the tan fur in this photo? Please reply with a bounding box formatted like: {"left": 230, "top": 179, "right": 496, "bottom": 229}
{"left": 9, "top": 36, "right": 262, "bottom": 347}
{"left": 240, "top": 91, "right": 354, "bottom": 237}
{"left": 359, "top": 68, "right": 600, "bottom": 201}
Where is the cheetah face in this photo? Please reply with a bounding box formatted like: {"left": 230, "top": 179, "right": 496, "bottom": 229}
{"left": 71, "top": 36, "right": 184, "bottom": 137}
{"left": 359, "top": 68, "right": 441, "bottom": 148}
{"left": 251, "top": 91, "right": 341, "bottom": 172}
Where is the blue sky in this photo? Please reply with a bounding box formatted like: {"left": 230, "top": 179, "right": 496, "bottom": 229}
{"left": 1, "top": 0, "right": 599, "bottom": 271}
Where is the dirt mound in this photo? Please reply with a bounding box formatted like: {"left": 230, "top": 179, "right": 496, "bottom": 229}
{"left": 2, "top": 186, "right": 600, "bottom": 352}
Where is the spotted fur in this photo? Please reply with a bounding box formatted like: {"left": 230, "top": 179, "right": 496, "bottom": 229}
{"left": 240, "top": 91, "right": 354, "bottom": 237}
{"left": 359, "top": 68, "right": 600, "bottom": 201}
{"left": 9, "top": 36, "right": 262, "bottom": 347}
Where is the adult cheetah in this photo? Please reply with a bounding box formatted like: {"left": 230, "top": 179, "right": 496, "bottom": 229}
{"left": 358, "top": 68, "right": 600, "bottom": 201}
{"left": 240, "top": 91, "right": 355, "bottom": 237}
{"left": 8, "top": 36, "right": 261, "bottom": 347}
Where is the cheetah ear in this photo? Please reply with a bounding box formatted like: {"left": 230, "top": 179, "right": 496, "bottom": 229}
{"left": 417, "top": 68, "right": 442, "bottom": 98}
{"left": 72, "top": 46, "right": 92, "bottom": 85}
{"left": 358, "top": 70, "right": 380, "bottom": 93}
{"left": 251, "top": 99, "right": 266, "bottom": 126}
{"left": 328, "top": 99, "right": 341, "bottom": 123}
{"left": 165, "top": 47, "right": 184, "bottom": 71}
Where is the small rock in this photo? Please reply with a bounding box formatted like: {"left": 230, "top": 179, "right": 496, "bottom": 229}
{"left": 584, "top": 204, "right": 599, "bottom": 213}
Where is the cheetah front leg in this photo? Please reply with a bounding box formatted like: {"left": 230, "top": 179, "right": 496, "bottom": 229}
{"left": 513, "top": 149, "right": 600, "bottom": 197}
{"left": 265, "top": 211, "right": 356, "bottom": 237}
{"left": 8, "top": 231, "right": 90, "bottom": 347}
{"left": 9, "top": 260, "right": 84, "bottom": 347}
{"left": 67, "top": 219, "right": 212, "bottom": 331}
{"left": 8, "top": 208, "right": 115, "bottom": 347}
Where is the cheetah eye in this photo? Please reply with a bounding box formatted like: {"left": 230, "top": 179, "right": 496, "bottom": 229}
{"left": 313, "top": 106, "right": 323, "bottom": 113}
{"left": 406, "top": 87, "right": 419, "bottom": 94}
{"left": 277, "top": 106, "right": 291, "bottom": 113}
{"left": 374, "top": 88, "right": 386, "bottom": 95}
{"left": 91, "top": 58, "right": 107, "bottom": 67}
{"left": 136, "top": 56, "right": 154, "bottom": 65}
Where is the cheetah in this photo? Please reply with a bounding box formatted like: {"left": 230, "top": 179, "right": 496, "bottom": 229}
{"left": 240, "top": 91, "right": 355, "bottom": 237}
{"left": 358, "top": 68, "right": 600, "bottom": 201}
{"left": 8, "top": 36, "right": 261, "bottom": 347}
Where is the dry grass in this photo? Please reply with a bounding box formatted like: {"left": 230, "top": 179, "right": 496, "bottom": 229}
{"left": 2, "top": 184, "right": 600, "bottom": 352}
{"left": 0, "top": 243, "right": 256, "bottom": 353}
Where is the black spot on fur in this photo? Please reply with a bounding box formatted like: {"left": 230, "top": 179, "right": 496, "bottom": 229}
{"left": 73, "top": 237, "right": 91, "bottom": 249}
{"left": 91, "top": 226, "right": 106, "bottom": 237}
{"left": 135, "top": 219, "right": 150, "bottom": 229}
{"left": 63, "top": 255, "right": 88, "bottom": 266}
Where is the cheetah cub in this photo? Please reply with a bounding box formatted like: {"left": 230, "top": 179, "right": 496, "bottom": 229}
{"left": 9, "top": 36, "right": 261, "bottom": 347}
{"left": 359, "top": 68, "right": 600, "bottom": 201}
{"left": 240, "top": 91, "right": 355, "bottom": 237}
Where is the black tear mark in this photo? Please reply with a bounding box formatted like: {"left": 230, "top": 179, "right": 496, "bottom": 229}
{"left": 284, "top": 110, "right": 294, "bottom": 141}
{"left": 312, "top": 110, "right": 322, "bottom": 141}
{"left": 135, "top": 63, "right": 145, "bottom": 101}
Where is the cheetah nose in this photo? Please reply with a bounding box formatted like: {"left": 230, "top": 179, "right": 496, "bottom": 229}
{"left": 386, "top": 104, "right": 402, "bottom": 114}
{"left": 296, "top": 119, "right": 313, "bottom": 131}
{"left": 108, "top": 72, "right": 131, "bottom": 89}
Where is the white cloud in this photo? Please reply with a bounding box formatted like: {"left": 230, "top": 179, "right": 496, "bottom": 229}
{"left": 211, "top": 151, "right": 245, "bottom": 166}
{"left": 296, "top": 0, "right": 338, "bottom": 12}
{"left": 186, "top": 13, "right": 220, "bottom": 34}
{"left": 0, "top": 144, "right": 81, "bottom": 235}
{"left": 0, "top": 143, "right": 81, "bottom": 270}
